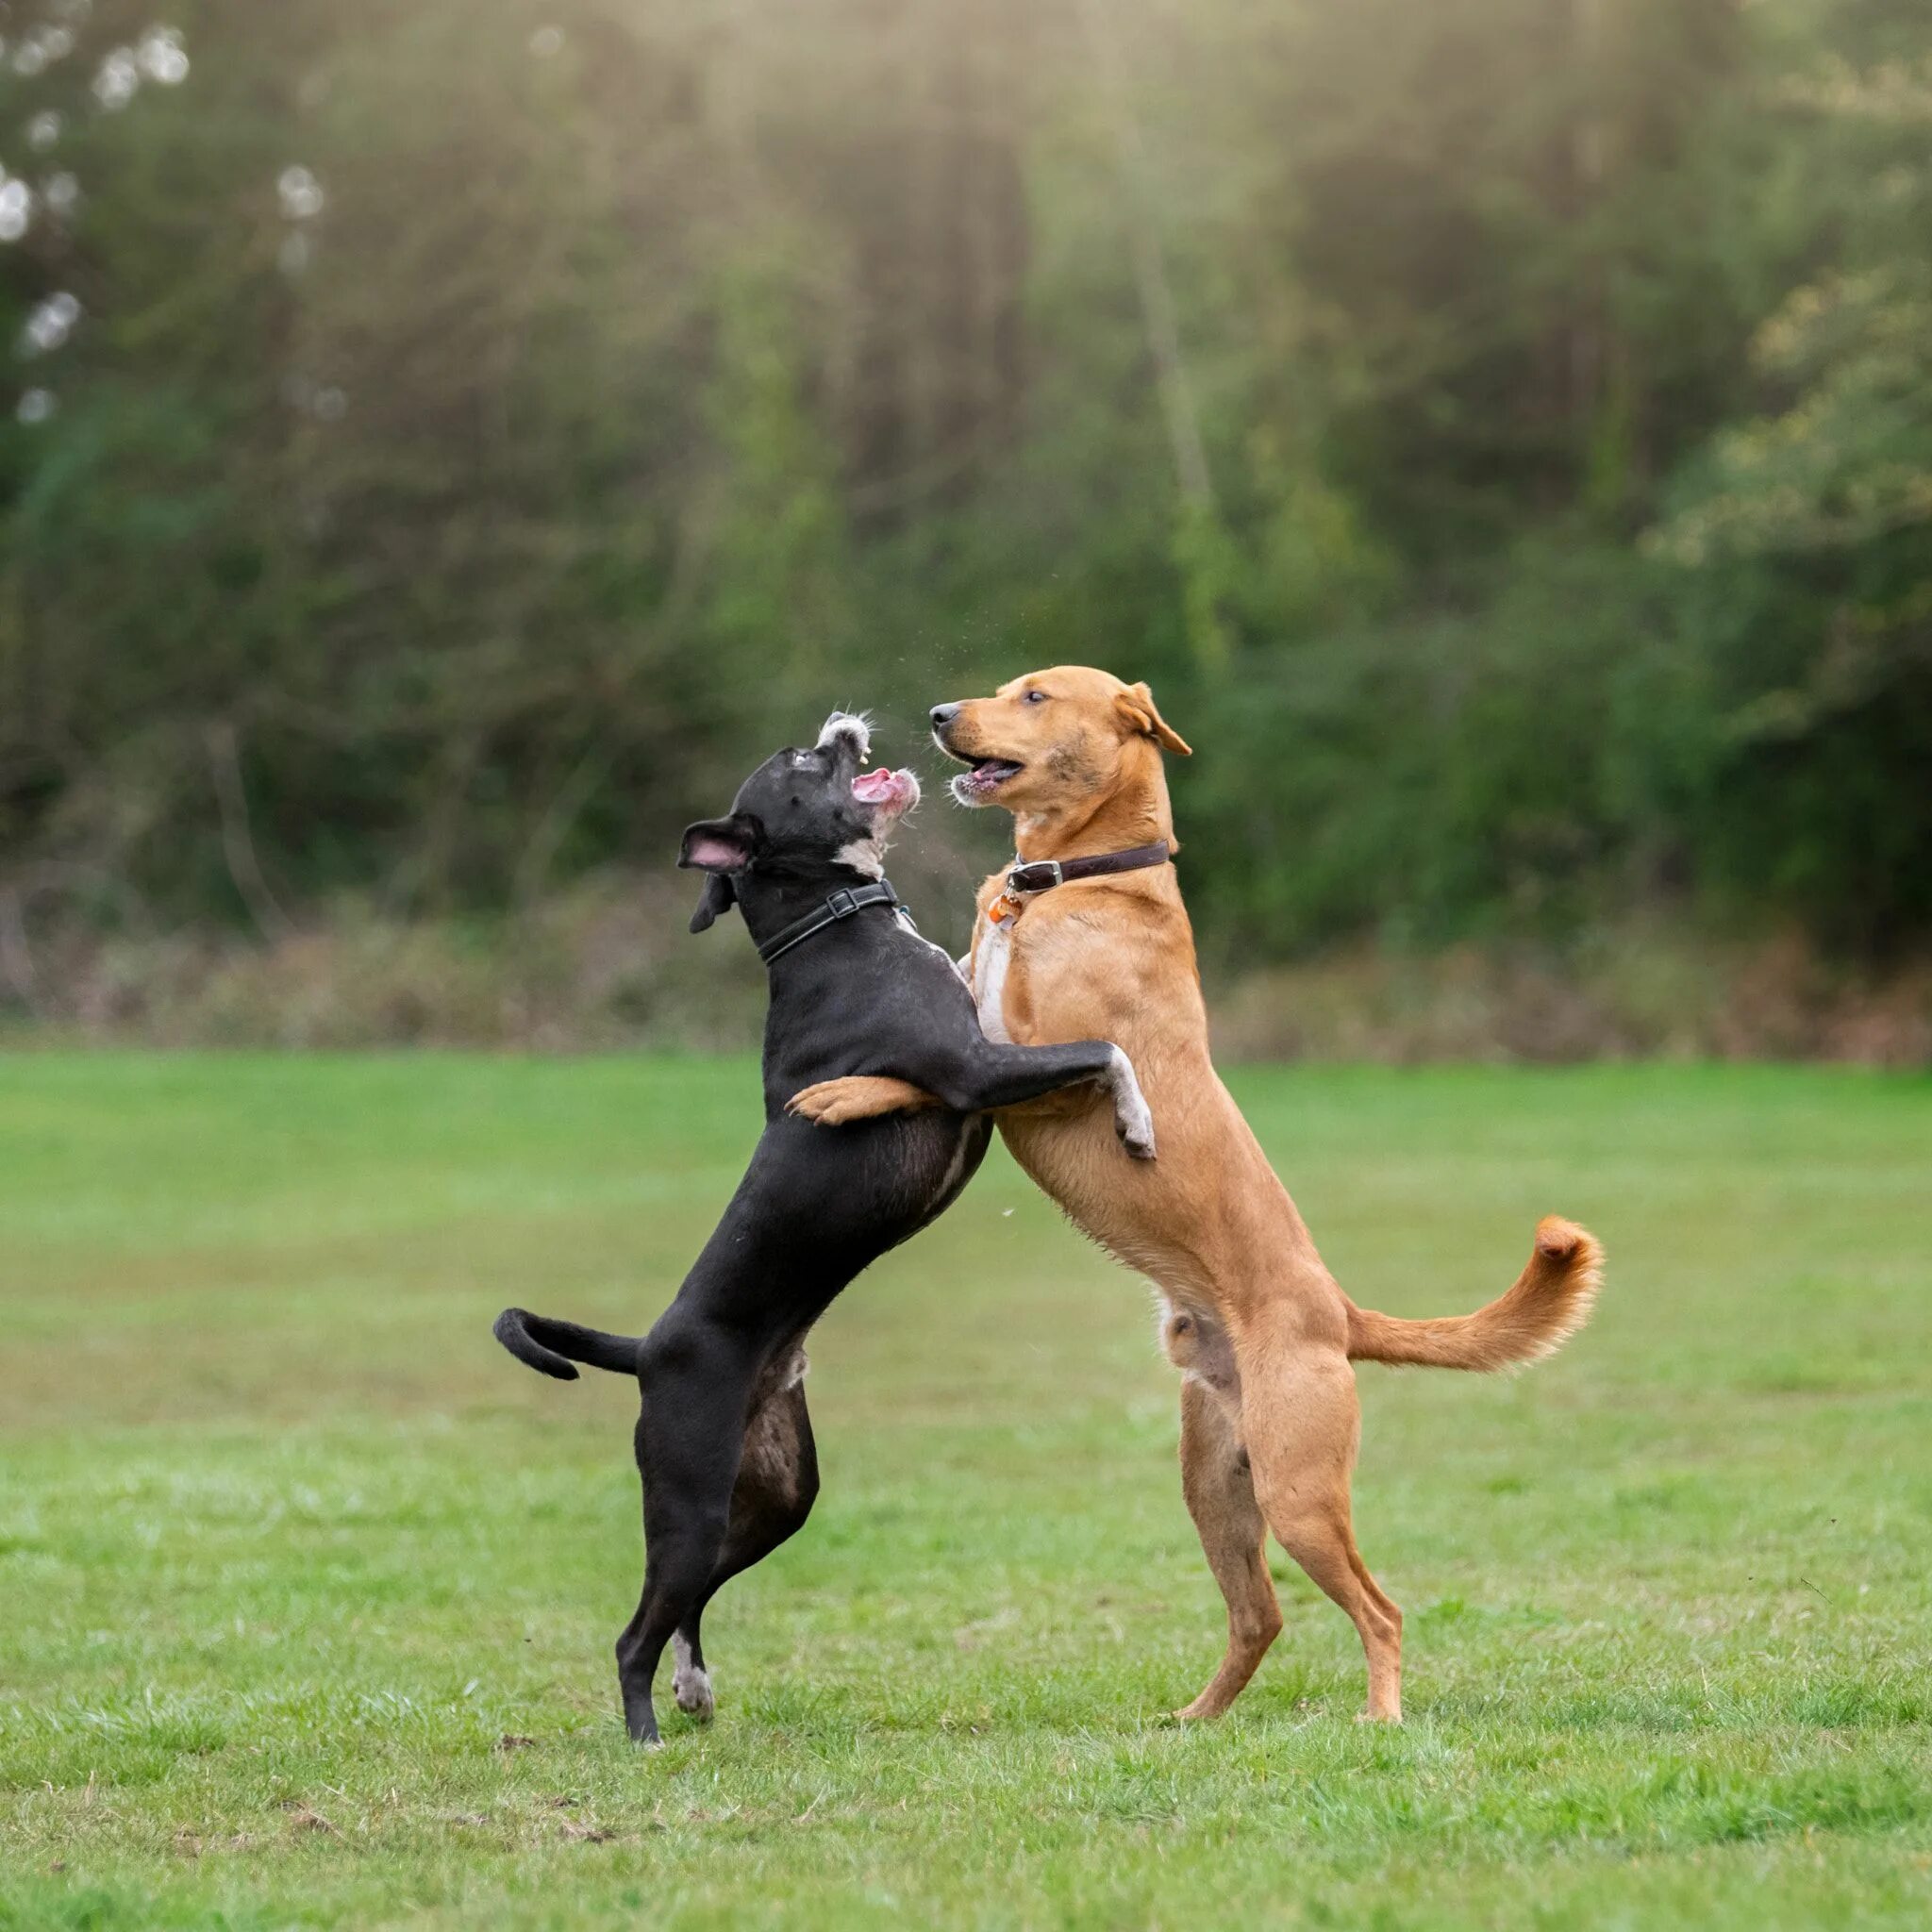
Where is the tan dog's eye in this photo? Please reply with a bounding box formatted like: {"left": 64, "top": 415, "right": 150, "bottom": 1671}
{"left": 1023, "top": 690, "right": 1049, "bottom": 705}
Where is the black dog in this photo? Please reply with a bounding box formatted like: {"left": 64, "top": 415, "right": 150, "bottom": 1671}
{"left": 494, "top": 712, "right": 1153, "bottom": 1743}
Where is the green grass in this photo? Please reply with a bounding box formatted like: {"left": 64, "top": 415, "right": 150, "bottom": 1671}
{"left": 2, "top": 1056, "right": 1929, "bottom": 1929}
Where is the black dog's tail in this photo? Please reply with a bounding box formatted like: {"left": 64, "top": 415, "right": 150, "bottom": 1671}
{"left": 493, "top": 1307, "right": 642, "bottom": 1382}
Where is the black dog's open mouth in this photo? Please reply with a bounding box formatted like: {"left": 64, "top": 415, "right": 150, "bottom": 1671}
{"left": 852, "top": 765, "right": 919, "bottom": 818}
{"left": 951, "top": 756, "right": 1024, "bottom": 800}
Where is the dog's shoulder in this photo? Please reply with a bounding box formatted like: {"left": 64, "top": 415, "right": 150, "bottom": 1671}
{"left": 1000, "top": 876, "right": 1189, "bottom": 1025}
{"left": 1015, "top": 873, "right": 1177, "bottom": 946}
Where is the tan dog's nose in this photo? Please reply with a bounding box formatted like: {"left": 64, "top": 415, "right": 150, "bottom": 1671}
{"left": 930, "top": 703, "right": 961, "bottom": 728}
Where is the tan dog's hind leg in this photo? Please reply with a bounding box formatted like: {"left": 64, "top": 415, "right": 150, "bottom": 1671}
{"left": 788, "top": 1076, "right": 940, "bottom": 1124}
{"left": 1241, "top": 1342, "right": 1404, "bottom": 1723}
{"left": 1173, "top": 1375, "right": 1281, "bottom": 1720}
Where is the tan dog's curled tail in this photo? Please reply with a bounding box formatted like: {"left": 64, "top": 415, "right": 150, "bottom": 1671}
{"left": 1345, "top": 1217, "right": 1603, "bottom": 1372}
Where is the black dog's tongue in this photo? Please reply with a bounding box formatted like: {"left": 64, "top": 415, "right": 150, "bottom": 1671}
{"left": 852, "top": 766, "right": 918, "bottom": 812}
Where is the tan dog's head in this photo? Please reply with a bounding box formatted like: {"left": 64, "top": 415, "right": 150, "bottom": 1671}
{"left": 929, "top": 666, "right": 1191, "bottom": 817}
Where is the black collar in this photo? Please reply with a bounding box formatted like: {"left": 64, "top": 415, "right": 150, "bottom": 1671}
{"left": 1007, "top": 841, "right": 1172, "bottom": 898}
{"left": 756, "top": 878, "right": 908, "bottom": 965}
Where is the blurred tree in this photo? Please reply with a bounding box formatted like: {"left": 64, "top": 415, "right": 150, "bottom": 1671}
{"left": 0, "top": 0, "right": 1927, "bottom": 992}
{"left": 1648, "top": 3, "right": 1932, "bottom": 949}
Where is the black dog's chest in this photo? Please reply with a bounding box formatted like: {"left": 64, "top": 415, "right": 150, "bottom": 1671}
{"left": 745, "top": 907, "right": 993, "bottom": 1259}
{"left": 761, "top": 1105, "right": 987, "bottom": 1257}
{"left": 761, "top": 924, "right": 974, "bottom": 1108}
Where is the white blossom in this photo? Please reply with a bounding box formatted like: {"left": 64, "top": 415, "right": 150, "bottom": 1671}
{"left": 138, "top": 27, "right": 190, "bottom": 86}
{"left": 21, "top": 291, "right": 82, "bottom": 355}
{"left": 278, "top": 165, "right": 325, "bottom": 222}
{"left": 0, "top": 178, "right": 31, "bottom": 242}
{"left": 93, "top": 46, "right": 140, "bottom": 109}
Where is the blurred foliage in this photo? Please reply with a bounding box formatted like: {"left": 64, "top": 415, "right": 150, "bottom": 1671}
{"left": 0, "top": 0, "right": 1927, "bottom": 981}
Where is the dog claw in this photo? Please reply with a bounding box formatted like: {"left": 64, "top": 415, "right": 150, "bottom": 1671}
{"left": 787, "top": 1087, "right": 835, "bottom": 1124}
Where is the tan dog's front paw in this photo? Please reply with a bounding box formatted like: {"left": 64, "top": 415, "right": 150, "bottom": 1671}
{"left": 788, "top": 1075, "right": 939, "bottom": 1126}
{"left": 1105, "top": 1046, "right": 1157, "bottom": 1159}
{"left": 787, "top": 1079, "right": 870, "bottom": 1126}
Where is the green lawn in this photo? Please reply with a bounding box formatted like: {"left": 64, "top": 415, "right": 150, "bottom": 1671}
{"left": 1, "top": 1056, "right": 1928, "bottom": 1929}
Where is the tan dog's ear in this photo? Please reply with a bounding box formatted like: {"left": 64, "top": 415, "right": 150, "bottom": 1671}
{"left": 1115, "top": 682, "right": 1192, "bottom": 757}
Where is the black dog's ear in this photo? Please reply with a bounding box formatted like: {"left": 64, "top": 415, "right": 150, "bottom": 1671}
{"left": 688, "top": 874, "right": 735, "bottom": 934}
{"left": 678, "top": 814, "right": 763, "bottom": 934}
{"left": 680, "top": 813, "right": 763, "bottom": 873}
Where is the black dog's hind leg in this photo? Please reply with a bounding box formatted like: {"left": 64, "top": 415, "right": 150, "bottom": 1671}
{"left": 672, "top": 1374, "right": 822, "bottom": 1723}
{"left": 615, "top": 1316, "right": 768, "bottom": 1744}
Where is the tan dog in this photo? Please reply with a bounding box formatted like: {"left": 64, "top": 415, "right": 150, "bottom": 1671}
{"left": 791, "top": 666, "right": 1601, "bottom": 1723}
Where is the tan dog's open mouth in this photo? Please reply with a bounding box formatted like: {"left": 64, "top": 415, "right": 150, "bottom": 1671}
{"left": 948, "top": 756, "right": 1023, "bottom": 804}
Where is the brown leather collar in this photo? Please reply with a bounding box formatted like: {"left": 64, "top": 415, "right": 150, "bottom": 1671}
{"left": 993, "top": 841, "right": 1172, "bottom": 922}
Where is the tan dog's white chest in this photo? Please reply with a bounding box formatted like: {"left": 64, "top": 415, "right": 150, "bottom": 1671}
{"left": 971, "top": 916, "right": 1016, "bottom": 1044}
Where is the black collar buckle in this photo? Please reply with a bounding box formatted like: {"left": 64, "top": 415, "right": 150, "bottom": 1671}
{"left": 756, "top": 877, "right": 903, "bottom": 965}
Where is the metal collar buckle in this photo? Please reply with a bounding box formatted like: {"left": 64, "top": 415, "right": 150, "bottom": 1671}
{"left": 1007, "top": 858, "right": 1063, "bottom": 895}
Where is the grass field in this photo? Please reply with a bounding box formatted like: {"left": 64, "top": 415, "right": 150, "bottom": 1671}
{"left": 2, "top": 1055, "right": 1928, "bottom": 1929}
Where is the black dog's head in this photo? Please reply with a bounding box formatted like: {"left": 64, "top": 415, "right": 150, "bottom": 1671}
{"left": 679, "top": 712, "right": 921, "bottom": 933}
